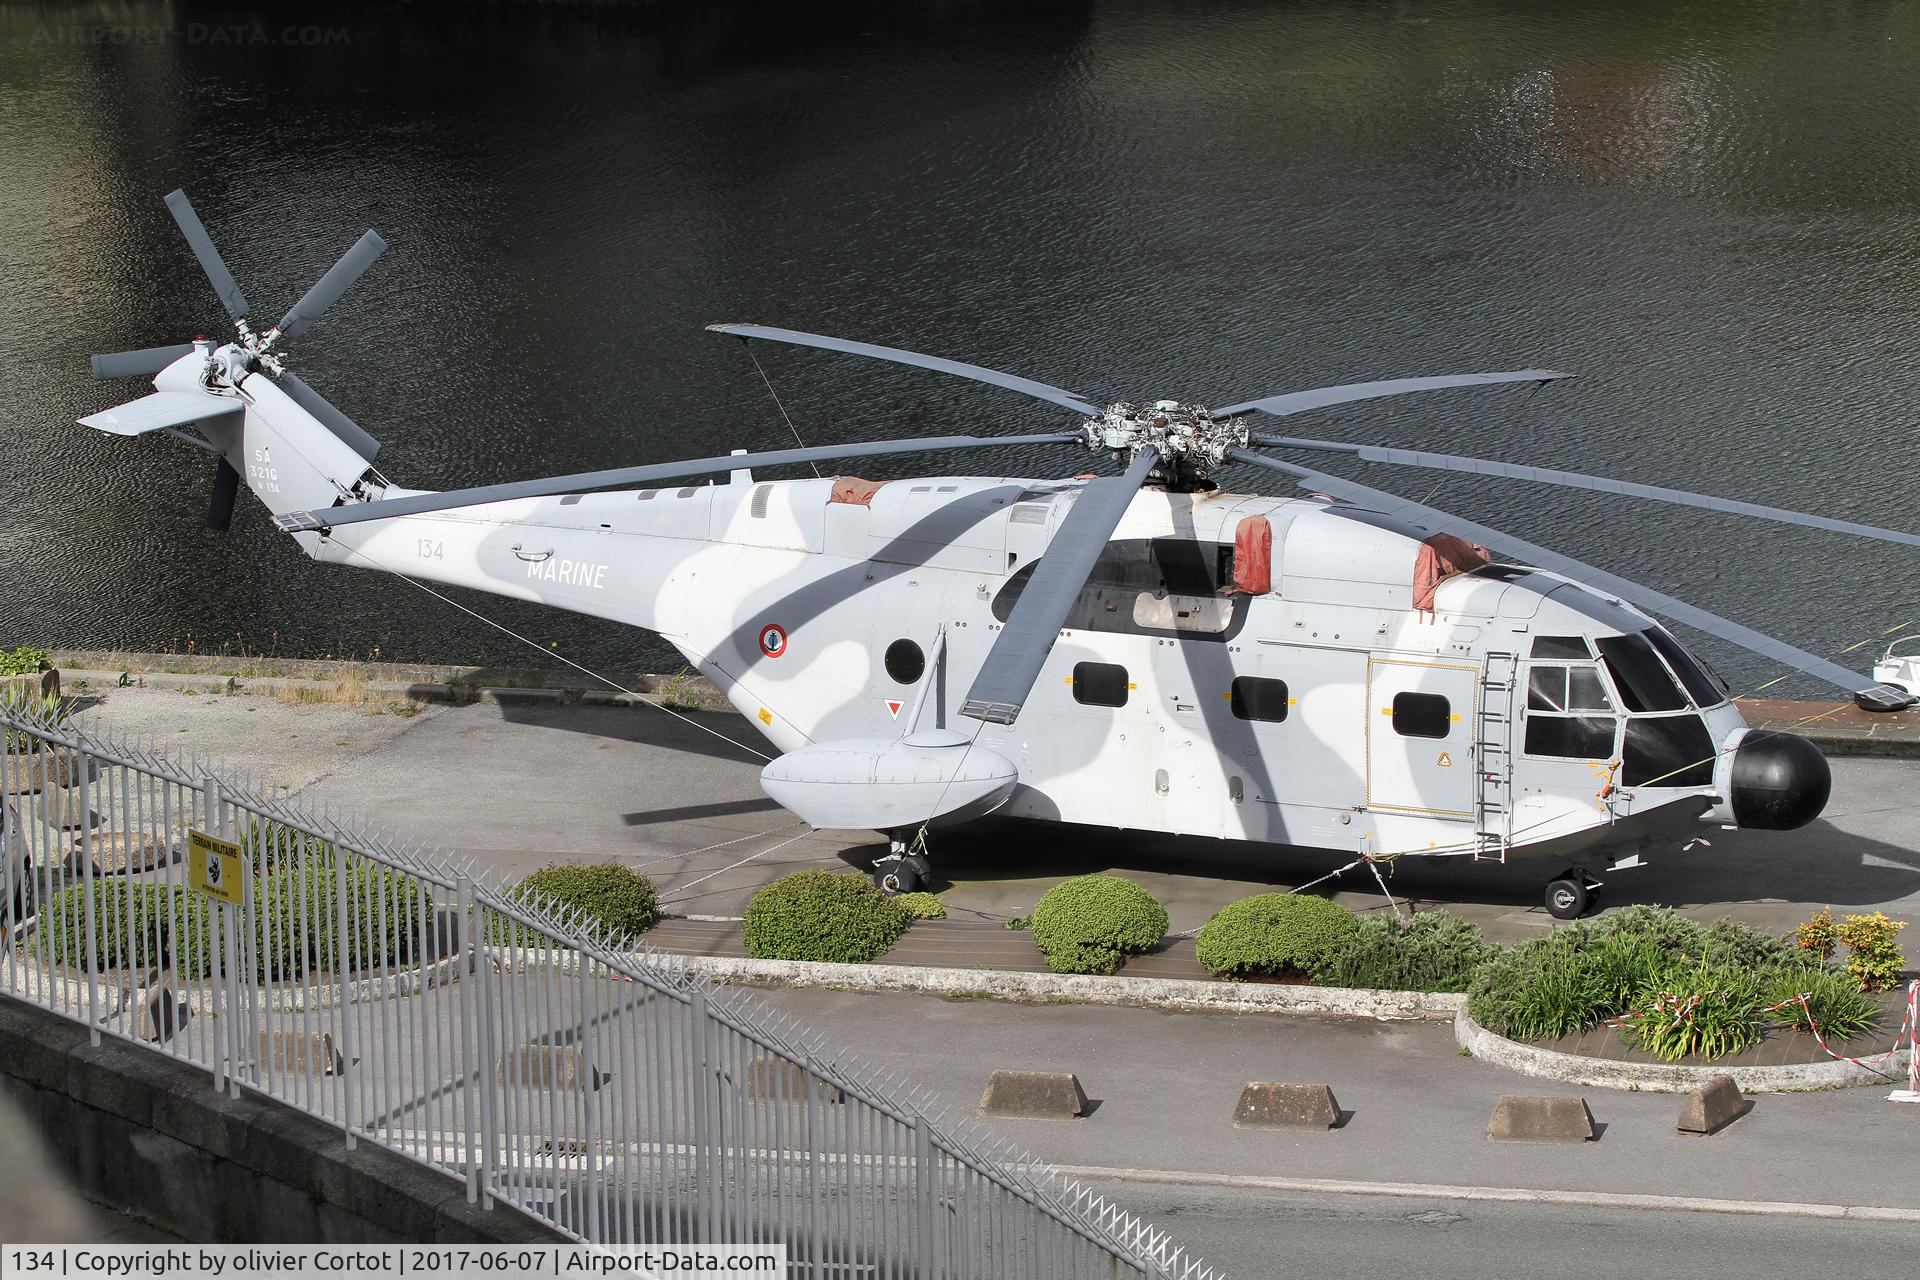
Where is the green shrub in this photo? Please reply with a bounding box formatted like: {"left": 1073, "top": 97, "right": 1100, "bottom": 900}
{"left": 1312, "top": 911, "right": 1497, "bottom": 993}
{"left": 1702, "top": 917, "right": 1802, "bottom": 971}
{"left": 1587, "top": 903, "right": 1709, "bottom": 959}
{"left": 1195, "top": 892, "right": 1355, "bottom": 980}
{"left": 743, "top": 871, "right": 909, "bottom": 964}
{"left": 1619, "top": 960, "right": 1766, "bottom": 1062}
{"left": 0, "top": 647, "right": 50, "bottom": 677}
{"left": 1836, "top": 912, "right": 1908, "bottom": 993}
{"left": 894, "top": 892, "right": 946, "bottom": 920}
{"left": 1030, "top": 875, "right": 1168, "bottom": 976}
{"left": 509, "top": 863, "right": 659, "bottom": 942}
{"left": 1468, "top": 938, "right": 1613, "bottom": 1042}
{"left": 35, "top": 855, "right": 427, "bottom": 981}
{"left": 1763, "top": 965, "right": 1882, "bottom": 1042}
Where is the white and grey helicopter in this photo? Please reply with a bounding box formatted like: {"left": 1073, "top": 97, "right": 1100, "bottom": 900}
{"left": 79, "top": 193, "right": 1920, "bottom": 918}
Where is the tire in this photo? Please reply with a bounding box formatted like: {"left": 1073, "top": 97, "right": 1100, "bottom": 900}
{"left": 876, "top": 858, "right": 925, "bottom": 896}
{"left": 1545, "top": 877, "right": 1589, "bottom": 921}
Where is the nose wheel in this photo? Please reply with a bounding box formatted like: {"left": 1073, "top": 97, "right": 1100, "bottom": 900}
{"left": 1544, "top": 869, "right": 1601, "bottom": 920}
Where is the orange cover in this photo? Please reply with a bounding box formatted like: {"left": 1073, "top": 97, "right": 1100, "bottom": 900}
{"left": 1414, "top": 533, "right": 1491, "bottom": 612}
{"left": 829, "top": 476, "right": 884, "bottom": 507}
{"left": 1230, "top": 515, "right": 1272, "bottom": 595}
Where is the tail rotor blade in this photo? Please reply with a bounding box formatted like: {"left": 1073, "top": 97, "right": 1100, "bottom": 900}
{"left": 278, "top": 372, "right": 383, "bottom": 461}
{"left": 163, "top": 190, "right": 250, "bottom": 321}
{"left": 207, "top": 458, "right": 242, "bottom": 532}
{"left": 275, "top": 230, "right": 388, "bottom": 339}
{"left": 90, "top": 344, "right": 196, "bottom": 379}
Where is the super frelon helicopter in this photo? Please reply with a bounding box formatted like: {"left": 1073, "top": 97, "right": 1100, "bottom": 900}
{"left": 81, "top": 193, "right": 1920, "bottom": 919}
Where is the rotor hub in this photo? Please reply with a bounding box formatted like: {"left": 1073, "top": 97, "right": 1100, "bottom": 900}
{"left": 1082, "top": 400, "right": 1247, "bottom": 490}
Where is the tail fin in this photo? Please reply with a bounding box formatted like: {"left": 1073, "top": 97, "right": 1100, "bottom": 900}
{"left": 80, "top": 348, "right": 377, "bottom": 550}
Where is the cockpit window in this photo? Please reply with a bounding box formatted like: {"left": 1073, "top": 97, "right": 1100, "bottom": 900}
{"left": 1646, "top": 627, "right": 1726, "bottom": 707}
{"left": 1597, "top": 634, "right": 1686, "bottom": 713}
{"left": 1531, "top": 635, "right": 1591, "bottom": 660}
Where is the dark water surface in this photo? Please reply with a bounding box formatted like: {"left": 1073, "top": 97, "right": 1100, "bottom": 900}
{"left": 5, "top": 0, "right": 1920, "bottom": 693}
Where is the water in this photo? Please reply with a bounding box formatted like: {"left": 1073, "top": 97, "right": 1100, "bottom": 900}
{"left": 4, "top": 0, "right": 1920, "bottom": 695}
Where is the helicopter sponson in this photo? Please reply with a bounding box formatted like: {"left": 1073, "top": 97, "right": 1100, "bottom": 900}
{"left": 79, "top": 192, "right": 1920, "bottom": 918}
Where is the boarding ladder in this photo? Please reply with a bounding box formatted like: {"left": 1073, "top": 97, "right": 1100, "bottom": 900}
{"left": 1474, "top": 650, "right": 1518, "bottom": 861}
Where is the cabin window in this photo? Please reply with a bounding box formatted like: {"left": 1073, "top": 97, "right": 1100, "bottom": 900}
{"left": 1391, "top": 692, "right": 1451, "bottom": 739}
{"left": 1229, "top": 676, "right": 1289, "bottom": 723}
{"left": 1597, "top": 633, "right": 1686, "bottom": 713}
{"left": 1622, "top": 715, "right": 1716, "bottom": 787}
{"left": 1531, "top": 635, "right": 1591, "bottom": 660}
{"left": 1527, "top": 666, "right": 1615, "bottom": 713}
{"left": 884, "top": 639, "right": 925, "bottom": 685}
{"left": 1072, "top": 662, "right": 1130, "bottom": 708}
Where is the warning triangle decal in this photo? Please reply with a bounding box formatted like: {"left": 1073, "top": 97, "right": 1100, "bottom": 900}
{"left": 885, "top": 699, "right": 904, "bottom": 720}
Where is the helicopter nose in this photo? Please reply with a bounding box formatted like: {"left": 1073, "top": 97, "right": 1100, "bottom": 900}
{"left": 1729, "top": 732, "right": 1831, "bottom": 830}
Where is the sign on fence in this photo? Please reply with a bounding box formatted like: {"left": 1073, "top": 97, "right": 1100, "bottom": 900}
{"left": 187, "top": 828, "right": 245, "bottom": 905}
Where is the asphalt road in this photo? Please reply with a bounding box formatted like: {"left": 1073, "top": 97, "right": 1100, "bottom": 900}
{"left": 1090, "top": 1185, "right": 1917, "bottom": 1280}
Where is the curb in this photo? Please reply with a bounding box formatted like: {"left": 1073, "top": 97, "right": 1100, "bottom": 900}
{"left": 652, "top": 953, "right": 1465, "bottom": 1021}
{"left": 1052, "top": 1164, "right": 1920, "bottom": 1223}
{"left": 1452, "top": 1006, "right": 1893, "bottom": 1093}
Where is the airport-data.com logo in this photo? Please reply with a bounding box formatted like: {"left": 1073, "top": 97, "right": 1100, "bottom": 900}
{"left": 27, "top": 22, "right": 353, "bottom": 48}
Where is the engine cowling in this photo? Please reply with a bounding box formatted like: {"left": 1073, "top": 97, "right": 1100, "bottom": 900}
{"left": 760, "top": 730, "right": 1019, "bottom": 831}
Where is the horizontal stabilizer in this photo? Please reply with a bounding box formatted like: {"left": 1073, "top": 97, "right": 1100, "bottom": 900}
{"left": 79, "top": 391, "right": 239, "bottom": 437}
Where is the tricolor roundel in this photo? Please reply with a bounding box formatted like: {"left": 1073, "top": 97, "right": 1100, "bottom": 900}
{"left": 759, "top": 624, "right": 788, "bottom": 658}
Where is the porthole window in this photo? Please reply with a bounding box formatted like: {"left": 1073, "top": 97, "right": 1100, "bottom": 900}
{"left": 1072, "top": 661, "right": 1129, "bottom": 708}
{"left": 1229, "top": 676, "right": 1289, "bottom": 723}
{"left": 1391, "top": 692, "right": 1451, "bottom": 739}
{"left": 884, "top": 639, "right": 925, "bottom": 685}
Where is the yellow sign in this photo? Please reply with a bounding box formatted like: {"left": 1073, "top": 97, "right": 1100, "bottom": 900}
{"left": 188, "top": 829, "right": 246, "bottom": 906}
{"left": 1437, "top": 752, "right": 1454, "bottom": 768}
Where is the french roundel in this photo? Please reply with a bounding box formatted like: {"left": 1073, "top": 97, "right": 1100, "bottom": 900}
{"left": 759, "top": 624, "right": 788, "bottom": 658}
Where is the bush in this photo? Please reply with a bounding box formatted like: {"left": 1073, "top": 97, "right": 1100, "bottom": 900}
{"left": 1312, "top": 910, "right": 1497, "bottom": 992}
{"left": 509, "top": 863, "right": 659, "bottom": 942}
{"left": 36, "top": 854, "right": 427, "bottom": 981}
{"left": 1619, "top": 961, "right": 1766, "bottom": 1062}
{"left": 1836, "top": 912, "right": 1908, "bottom": 993}
{"left": 1794, "top": 909, "right": 1837, "bottom": 963}
{"left": 1031, "top": 875, "right": 1168, "bottom": 976}
{"left": 1763, "top": 965, "right": 1882, "bottom": 1042}
{"left": 1468, "top": 933, "right": 1614, "bottom": 1042}
{"left": 1195, "top": 892, "right": 1356, "bottom": 980}
{"left": 743, "top": 871, "right": 909, "bottom": 964}
{"left": 894, "top": 892, "right": 946, "bottom": 920}
{"left": 0, "top": 647, "right": 50, "bottom": 677}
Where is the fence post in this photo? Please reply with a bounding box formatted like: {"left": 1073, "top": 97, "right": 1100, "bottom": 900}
{"left": 456, "top": 875, "right": 481, "bottom": 1204}
{"left": 213, "top": 782, "right": 242, "bottom": 1101}
{"left": 691, "top": 987, "right": 715, "bottom": 1243}
{"left": 76, "top": 748, "right": 100, "bottom": 1047}
{"left": 471, "top": 885, "right": 498, "bottom": 1210}
{"left": 579, "top": 954, "right": 602, "bottom": 1243}
{"left": 332, "top": 835, "right": 357, "bottom": 1149}
{"left": 915, "top": 1112, "right": 937, "bottom": 1280}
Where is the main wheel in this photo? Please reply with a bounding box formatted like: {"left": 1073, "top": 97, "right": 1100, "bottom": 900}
{"left": 874, "top": 857, "right": 926, "bottom": 895}
{"left": 1544, "top": 877, "right": 1589, "bottom": 921}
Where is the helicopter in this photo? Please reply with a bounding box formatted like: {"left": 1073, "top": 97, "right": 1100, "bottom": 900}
{"left": 79, "top": 192, "right": 1920, "bottom": 920}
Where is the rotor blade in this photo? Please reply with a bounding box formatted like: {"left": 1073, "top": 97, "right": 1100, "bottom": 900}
{"left": 1213, "top": 370, "right": 1571, "bottom": 420}
{"left": 1228, "top": 448, "right": 1892, "bottom": 701}
{"left": 275, "top": 431, "right": 1084, "bottom": 532}
{"left": 277, "top": 372, "right": 383, "bottom": 461}
{"left": 90, "top": 344, "right": 195, "bottom": 379}
{"left": 1254, "top": 435, "right": 1920, "bottom": 549}
{"left": 163, "top": 190, "right": 249, "bottom": 321}
{"left": 960, "top": 447, "right": 1161, "bottom": 725}
{"left": 276, "top": 230, "right": 389, "bottom": 338}
{"left": 707, "top": 323, "right": 1103, "bottom": 417}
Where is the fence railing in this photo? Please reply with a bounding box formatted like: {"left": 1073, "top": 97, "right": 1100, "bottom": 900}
{"left": 0, "top": 699, "right": 1217, "bottom": 1278}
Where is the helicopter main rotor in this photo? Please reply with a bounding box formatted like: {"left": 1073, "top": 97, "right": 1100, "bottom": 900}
{"left": 1083, "top": 400, "right": 1248, "bottom": 491}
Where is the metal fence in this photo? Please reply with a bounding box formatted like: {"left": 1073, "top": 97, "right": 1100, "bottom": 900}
{"left": 0, "top": 699, "right": 1217, "bottom": 1278}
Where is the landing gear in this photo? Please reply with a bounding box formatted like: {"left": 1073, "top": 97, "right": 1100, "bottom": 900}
{"left": 872, "top": 834, "right": 931, "bottom": 895}
{"left": 1543, "top": 867, "right": 1602, "bottom": 921}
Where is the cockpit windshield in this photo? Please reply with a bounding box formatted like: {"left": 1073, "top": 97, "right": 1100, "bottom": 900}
{"left": 1645, "top": 627, "right": 1727, "bottom": 707}
{"left": 1596, "top": 633, "right": 1686, "bottom": 713}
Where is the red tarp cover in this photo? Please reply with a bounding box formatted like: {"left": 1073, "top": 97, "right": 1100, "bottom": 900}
{"left": 829, "top": 476, "right": 884, "bottom": 507}
{"left": 1231, "top": 515, "right": 1273, "bottom": 595}
{"left": 1414, "top": 533, "right": 1492, "bottom": 612}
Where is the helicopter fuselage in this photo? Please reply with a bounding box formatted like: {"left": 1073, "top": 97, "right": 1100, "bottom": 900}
{"left": 303, "top": 468, "right": 1798, "bottom": 868}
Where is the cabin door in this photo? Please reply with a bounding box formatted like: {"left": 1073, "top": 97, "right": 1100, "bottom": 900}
{"left": 1364, "top": 658, "right": 1478, "bottom": 818}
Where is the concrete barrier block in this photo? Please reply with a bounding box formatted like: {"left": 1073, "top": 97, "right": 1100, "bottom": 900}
{"left": 71, "top": 831, "right": 176, "bottom": 876}
{"left": 1488, "top": 1095, "right": 1595, "bottom": 1143}
{"left": 497, "top": 1043, "right": 600, "bottom": 1091}
{"left": 1232, "top": 1082, "right": 1341, "bottom": 1130}
{"left": 1677, "top": 1074, "right": 1748, "bottom": 1136}
{"left": 979, "top": 1069, "right": 1087, "bottom": 1120}
{"left": 259, "top": 1030, "right": 346, "bottom": 1077}
{"left": 37, "top": 784, "right": 94, "bottom": 831}
{"left": 135, "top": 986, "right": 191, "bottom": 1044}
{"left": 744, "top": 1055, "right": 845, "bottom": 1103}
